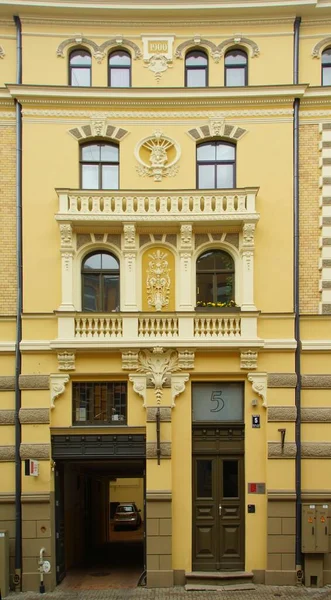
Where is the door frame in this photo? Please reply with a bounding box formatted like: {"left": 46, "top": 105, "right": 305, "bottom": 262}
{"left": 192, "top": 423, "right": 245, "bottom": 572}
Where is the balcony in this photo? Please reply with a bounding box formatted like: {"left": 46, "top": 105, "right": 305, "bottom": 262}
{"left": 56, "top": 187, "right": 259, "bottom": 226}
{"left": 55, "top": 311, "right": 260, "bottom": 349}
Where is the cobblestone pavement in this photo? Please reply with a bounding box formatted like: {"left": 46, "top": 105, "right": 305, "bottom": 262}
{"left": 4, "top": 585, "right": 331, "bottom": 600}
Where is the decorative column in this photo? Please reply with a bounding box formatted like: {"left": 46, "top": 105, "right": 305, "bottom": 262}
{"left": 122, "top": 224, "right": 138, "bottom": 311}
{"left": 58, "top": 224, "right": 75, "bottom": 311}
{"left": 122, "top": 347, "right": 193, "bottom": 588}
{"left": 178, "top": 224, "right": 194, "bottom": 310}
{"left": 241, "top": 222, "right": 257, "bottom": 311}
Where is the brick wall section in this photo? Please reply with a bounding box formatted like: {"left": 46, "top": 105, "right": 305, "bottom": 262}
{"left": 0, "top": 124, "right": 16, "bottom": 315}
{"left": 299, "top": 124, "right": 320, "bottom": 314}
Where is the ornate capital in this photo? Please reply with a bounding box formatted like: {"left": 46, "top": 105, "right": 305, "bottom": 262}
{"left": 180, "top": 224, "right": 193, "bottom": 250}
{"left": 123, "top": 224, "right": 136, "bottom": 249}
{"left": 240, "top": 350, "right": 258, "bottom": 370}
{"left": 242, "top": 223, "right": 255, "bottom": 246}
{"left": 58, "top": 351, "right": 76, "bottom": 371}
{"left": 248, "top": 372, "right": 267, "bottom": 407}
{"left": 50, "top": 374, "right": 70, "bottom": 409}
{"left": 59, "top": 223, "right": 73, "bottom": 248}
{"left": 123, "top": 347, "right": 192, "bottom": 405}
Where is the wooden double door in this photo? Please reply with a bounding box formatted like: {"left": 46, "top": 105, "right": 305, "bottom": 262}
{"left": 192, "top": 427, "right": 245, "bottom": 571}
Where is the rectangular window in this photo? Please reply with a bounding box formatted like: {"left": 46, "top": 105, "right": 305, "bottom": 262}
{"left": 192, "top": 382, "right": 244, "bottom": 422}
{"left": 72, "top": 382, "right": 127, "bottom": 425}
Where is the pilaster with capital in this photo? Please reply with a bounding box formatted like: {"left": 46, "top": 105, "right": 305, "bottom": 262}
{"left": 179, "top": 223, "right": 194, "bottom": 309}
{"left": 59, "top": 223, "right": 75, "bottom": 311}
{"left": 123, "top": 223, "right": 138, "bottom": 310}
{"left": 241, "top": 223, "right": 256, "bottom": 311}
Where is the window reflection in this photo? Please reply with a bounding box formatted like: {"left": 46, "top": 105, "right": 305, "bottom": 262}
{"left": 185, "top": 50, "right": 208, "bottom": 87}
{"left": 82, "top": 252, "right": 120, "bottom": 312}
{"left": 69, "top": 49, "right": 91, "bottom": 86}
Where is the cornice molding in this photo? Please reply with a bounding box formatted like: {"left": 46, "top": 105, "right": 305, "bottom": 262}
{"left": 22, "top": 108, "right": 294, "bottom": 119}
{"left": 7, "top": 84, "right": 307, "bottom": 108}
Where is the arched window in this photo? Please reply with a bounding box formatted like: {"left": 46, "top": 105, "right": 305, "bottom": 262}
{"left": 322, "top": 48, "right": 331, "bottom": 86}
{"left": 197, "top": 141, "right": 236, "bottom": 189}
{"left": 80, "top": 142, "right": 119, "bottom": 190}
{"left": 185, "top": 50, "right": 208, "bottom": 87}
{"left": 196, "top": 250, "right": 235, "bottom": 306}
{"left": 69, "top": 49, "right": 91, "bottom": 86}
{"left": 82, "top": 252, "right": 120, "bottom": 312}
{"left": 109, "top": 50, "right": 131, "bottom": 87}
{"left": 225, "top": 49, "right": 248, "bottom": 87}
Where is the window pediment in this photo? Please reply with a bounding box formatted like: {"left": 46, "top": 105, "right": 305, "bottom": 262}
{"left": 175, "top": 35, "right": 259, "bottom": 63}
{"left": 187, "top": 120, "right": 247, "bottom": 142}
{"left": 57, "top": 36, "right": 142, "bottom": 64}
{"left": 68, "top": 119, "right": 129, "bottom": 142}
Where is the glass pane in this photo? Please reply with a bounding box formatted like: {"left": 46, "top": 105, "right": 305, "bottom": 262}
{"left": 102, "top": 165, "right": 119, "bottom": 189}
{"left": 322, "top": 66, "right": 331, "bottom": 86}
{"left": 82, "top": 164, "right": 99, "bottom": 189}
{"left": 186, "top": 52, "right": 208, "bottom": 66}
{"left": 93, "top": 383, "right": 108, "bottom": 422}
{"left": 71, "top": 67, "right": 91, "bottom": 86}
{"left": 223, "top": 461, "right": 238, "bottom": 498}
{"left": 192, "top": 382, "right": 244, "bottom": 422}
{"left": 214, "top": 250, "right": 234, "bottom": 271}
{"left": 83, "top": 254, "right": 102, "bottom": 270}
{"left": 70, "top": 51, "right": 91, "bottom": 65}
{"left": 197, "top": 251, "right": 215, "bottom": 271}
{"left": 198, "top": 164, "right": 215, "bottom": 189}
{"left": 226, "top": 67, "right": 246, "bottom": 87}
{"left": 101, "top": 253, "right": 119, "bottom": 270}
{"left": 196, "top": 273, "right": 213, "bottom": 303}
{"left": 216, "top": 144, "right": 235, "bottom": 161}
{"left": 197, "top": 460, "right": 212, "bottom": 498}
{"left": 82, "top": 145, "right": 100, "bottom": 161}
{"left": 197, "top": 143, "right": 216, "bottom": 161}
{"left": 322, "top": 48, "right": 331, "bottom": 64}
{"left": 103, "top": 275, "right": 120, "bottom": 311}
{"left": 187, "top": 69, "right": 207, "bottom": 87}
{"left": 101, "top": 144, "right": 118, "bottom": 161}
{"left": 82, "top": 274, "right": 100, "bottom": 312}
{"left": 109, "top": 51, "right": 131, "bottom": 66}
{"left": 225, "top": 50, "right": 247, "bottom": 65}
{"left": 216, "top": 272, "right": 234, "bottom": 303}
{"left": 110, "top": 68, "right": 130, "bottom": 87}
{"left": 217, "top": 164, "right": 234, "bottom": 188}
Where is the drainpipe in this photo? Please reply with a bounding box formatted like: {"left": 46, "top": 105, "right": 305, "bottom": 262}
{"left": 13, "top": 14, "right": 23, "bottom": 592}
{"left": 293, "top": 15, "right": 303, "bottom": 582}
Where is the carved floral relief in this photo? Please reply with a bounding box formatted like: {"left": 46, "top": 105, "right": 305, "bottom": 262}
{"left": 135, "top": 130, "right": 180, "bottom": 182}
{"left": 147, "top": 250, "right": 171, "bottom": 311}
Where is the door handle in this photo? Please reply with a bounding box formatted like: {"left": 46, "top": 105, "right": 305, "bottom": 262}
{"left": 219, "top": 504, "right": 222, "bottom": 516}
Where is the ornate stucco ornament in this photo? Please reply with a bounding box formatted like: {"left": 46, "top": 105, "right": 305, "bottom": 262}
{"left": 135, "top": 130, "right": 180, "bottom": 182}
{"left": 137, "top": 347, "right": 179, "bottom": 403}
{"left": 56, "top": 36, "right": 142, "bottom": 64}
{"left": 144, "top": 54, "right": 172, "bottom": 81}
{"left": 175, "top": 35, "right": 259, "bottom": 62}
{"left": 146, "top": 250, "right": 171, "bottom": 311}
{"left": 147, "top": 250, "right": 171, "bottom": 311}
{"left": 0, "top": 46, "right": 5, "bottom": 59}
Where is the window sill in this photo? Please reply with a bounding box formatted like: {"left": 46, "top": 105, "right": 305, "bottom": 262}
{"left": 195, "top": 306, "right": 241, "bottom": 313}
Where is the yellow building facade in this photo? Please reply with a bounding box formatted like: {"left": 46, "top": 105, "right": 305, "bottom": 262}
{"left": 0, "top": 0, "right": 331, "bottom": 592}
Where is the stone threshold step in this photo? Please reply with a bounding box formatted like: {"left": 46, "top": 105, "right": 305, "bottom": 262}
{"left": 186, "top": 571, "right": 254, "bottom": 580}
{"left": 185, "top": 583, "right": 256, "bottom": 592}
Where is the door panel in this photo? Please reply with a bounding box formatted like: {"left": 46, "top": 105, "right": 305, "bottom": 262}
{"left": 193, "top": 450, "right": 244, "bottom": 571}
{"left": 55, "top": 464, "right": 66, "bottom": 584}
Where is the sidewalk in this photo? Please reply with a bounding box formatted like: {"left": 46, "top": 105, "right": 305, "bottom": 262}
{"left": 4, "top": 584, "right": 331, "bottom": 600}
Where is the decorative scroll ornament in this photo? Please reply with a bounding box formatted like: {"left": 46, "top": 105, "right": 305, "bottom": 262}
{"left": 0, "top": 46, "right": 5, "bottom": 59}
{"left": 135, "top": 130, "right": 180, "bottom": 182}
{"left": 137, "top": 347, "right": 180, "bottom": 403}
{"left": 144, "top": 54, "right": 172, "bottom": 82}
{"left": 59, "top": 224, "right": 73, "bottom": 248}
{"left": 248, "top": 372, "right": 267, "bottom": 407}
{"left": 147, "top": 250, "right": 171, "bottom": 311}
{"left": 312, "top": 37, "right": 331, "bottom": 58}
{"left": 50, "top": 374, "right": 70, "bottom": 409}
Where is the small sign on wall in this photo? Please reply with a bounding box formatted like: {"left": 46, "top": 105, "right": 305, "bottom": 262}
{"left": 141, "top": 36, "right": 175, "bottom": 61}
{"left": 252, "top": 415, "right": 260, "bottom": 428}
{"left": 25, "top": 459, "right": 39, "bottom": 477}
{"left": 248, "top": 483, "right": 266, "bottom": 494}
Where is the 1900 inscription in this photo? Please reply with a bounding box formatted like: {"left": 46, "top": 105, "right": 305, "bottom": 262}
{"left": 148, "top": 41, "right": 169, "bottom": 53}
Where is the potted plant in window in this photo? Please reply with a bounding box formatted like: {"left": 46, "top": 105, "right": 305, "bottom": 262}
{"left": 195, "top": 299, "right": 241, "bottom": 312}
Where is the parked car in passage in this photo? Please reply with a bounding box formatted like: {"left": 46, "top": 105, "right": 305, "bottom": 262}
{"left": 113, "top": 502, "right": 142, "bottom": 530}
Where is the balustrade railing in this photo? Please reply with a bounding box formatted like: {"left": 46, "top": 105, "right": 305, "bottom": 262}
{"left": 194, "top": 315, "right": 241, "bottom": 338}
{"left": 138, "top": 316, "right": 179, "bottom": 338}
{"left": 75, "top": 315, "right": 123, "bottom": 338}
